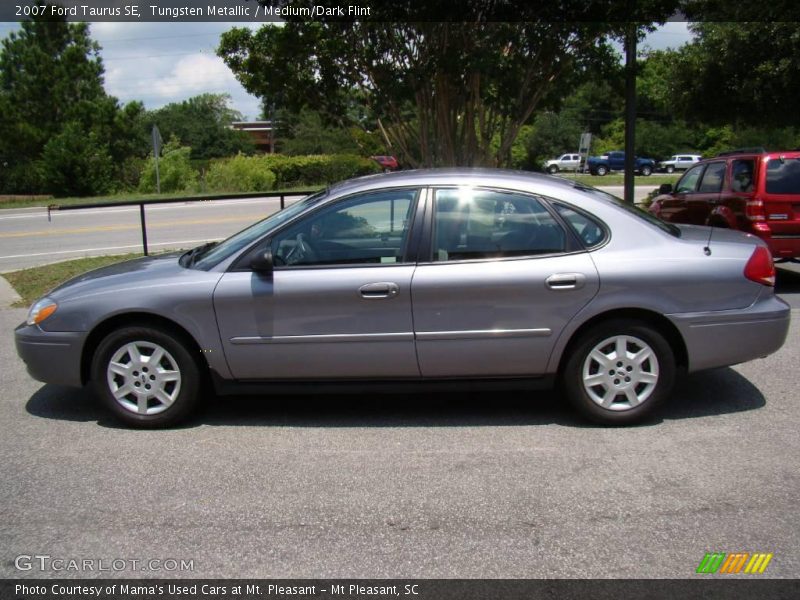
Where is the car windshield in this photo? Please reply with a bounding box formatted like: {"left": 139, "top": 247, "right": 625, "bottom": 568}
{"left": 190, "top": 190, "right": 328, "bottom": 270}
{"left": 574, "top": 184, "right": 681, "bottom": 237}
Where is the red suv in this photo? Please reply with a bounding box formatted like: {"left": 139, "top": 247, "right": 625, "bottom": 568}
{"left": 370, "top": 155, "right": 400, "bottom": 172}
{"left": 649, "top": 149, "right": 800, "bottom": 260}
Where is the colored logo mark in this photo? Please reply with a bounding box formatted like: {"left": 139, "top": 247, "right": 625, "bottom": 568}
{"left": 697, "top": 552, "right": 773, "bottom": 574}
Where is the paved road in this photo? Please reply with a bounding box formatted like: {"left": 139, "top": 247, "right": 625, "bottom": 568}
{"left": 0, "top": 186, "right": 656, "bottom": 272}
{"left": 1, "top": 304, "right": 798, "bottom": 579}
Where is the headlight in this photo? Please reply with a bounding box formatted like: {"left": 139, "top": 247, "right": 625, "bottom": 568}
{"left": 27, "top": 298, "right": 58, "bottom": 326}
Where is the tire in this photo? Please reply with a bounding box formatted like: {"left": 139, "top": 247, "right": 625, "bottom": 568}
{"left": 640, "top": 165, "right": 653, "bottom": 176}
{"left": 666, "top": 165, "right": 675, "bottom": 174}
{"left": 561, "top": 320, "right": 676, "bottom": 425}
{"left": 547, "top": 165, "right": 559, "bottom": 174}
{"left": 595, "top": 165, "right": 608, "bottom": 176}
{"left": 91, "top": 325, "right": 201, "bottom": 428}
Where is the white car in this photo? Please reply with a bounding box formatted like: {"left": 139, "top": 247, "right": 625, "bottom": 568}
{"left": 544, "top": 154, "right": 582, "bottom": 174}
{"left": 658, "top": 154, "right": 702, "bottom": 174}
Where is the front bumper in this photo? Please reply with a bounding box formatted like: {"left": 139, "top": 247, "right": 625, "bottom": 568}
{"left": 15, "top": 322, "right": 86, "bottom": 387}
{"left": 668, "top": 293, "right": 791, "bottom": 372}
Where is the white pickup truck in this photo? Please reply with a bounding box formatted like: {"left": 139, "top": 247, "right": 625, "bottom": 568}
{"left": 543, "top": 153, "right": 582, "bottom": 174}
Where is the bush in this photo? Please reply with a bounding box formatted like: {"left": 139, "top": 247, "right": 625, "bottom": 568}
{"left": 259, "top": 154, "right": 380, "bottom": 187}
{"left": 202, "top": 153, "right": 380, "bottom": 191}
{"left": 205, "top": 154, "right": 276, "bottom": 193}
{"left": 138, "top": 139, "right": 197, "bottom": 193}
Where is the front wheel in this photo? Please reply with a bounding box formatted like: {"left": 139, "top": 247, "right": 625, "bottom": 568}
{"left": 547, "top": 165, "right": 559, "bottom": 174}
{"left": 640, "top": 165, "right": 653, "bottom": 176}
{"left": 91, "top": 326, "right": 201, "bottom": 428}
{"left": 666, "top": 165, "right": 675, "bottom": 174}
{"left": 561, "top": 320, "right": 676, "bottom": 425}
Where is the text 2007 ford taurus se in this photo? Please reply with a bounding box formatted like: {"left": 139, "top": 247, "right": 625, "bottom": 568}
{"left": 16, "top": 169, "right": 790, "bottom": 427}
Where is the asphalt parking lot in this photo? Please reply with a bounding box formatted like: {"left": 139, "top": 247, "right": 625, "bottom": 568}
{"left": 2, "top": 268, "right": 799, "bottom": 579}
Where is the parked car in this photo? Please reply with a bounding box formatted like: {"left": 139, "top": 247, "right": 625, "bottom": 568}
{"left": 370, "top": 155, "right": 399, "bottom": 172}
{"left": 586, "top": 151, "right": 656, "bottom": 176}
{"left": 544, "top": 153, "right": 582, "bottom": 174}
{"left": 649, "top": 149, "right": 800, "bottom": 260}
{"left": 16, "top": 169, "right": 789, "bottom": 428}
{"left": 657, "top": 154, "right": 702, "bottom": 174}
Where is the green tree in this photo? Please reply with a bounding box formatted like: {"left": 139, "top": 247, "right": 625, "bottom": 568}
{"left": 0, "top": 6, "right": 146, "bottom": 195}
{"left": 146, "top": 93, "right": 254, "bottom": 160}
{"left": 138, "top": 138, "right": 197, "bottom": 193}
{"left": 655, "top": 22, "right": 800, "bottom": 127}
{"left": 218, "top": 15, "right": 646, "bottom": 168}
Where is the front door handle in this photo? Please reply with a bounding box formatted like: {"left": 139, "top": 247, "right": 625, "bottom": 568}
{"left": 545, "top": 273, "right": 586, "bottom": 290}
{"left": 359, "top": 282, "right": 399, "bottom": 299}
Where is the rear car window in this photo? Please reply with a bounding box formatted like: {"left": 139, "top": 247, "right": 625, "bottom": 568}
{"left": 553, "top": 203, "right": 607, "bottom": 248}
{"left": 766, "top": 157, "right": 800, "bottom": 194}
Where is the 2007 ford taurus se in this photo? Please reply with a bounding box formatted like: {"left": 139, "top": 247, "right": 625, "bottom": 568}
{"left": 16, "top": 169, "right": 790, "bottom": 427}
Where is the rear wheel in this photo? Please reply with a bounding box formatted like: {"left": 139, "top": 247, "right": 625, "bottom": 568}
{"left": 91, "top": 326, "right": 201, "bottom": 428}
{"left": 562, "top": 320, "right": 676, "bottom": 425}
{"left": 596, "top": 165, "right": 608, "bottom": 176}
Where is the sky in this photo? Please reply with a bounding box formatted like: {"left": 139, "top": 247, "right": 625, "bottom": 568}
{"left": 0, "top": 21, "right": 693, "bottom": 121}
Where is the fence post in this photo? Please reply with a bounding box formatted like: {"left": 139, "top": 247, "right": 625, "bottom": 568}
{"left": 139, "top": 203, "right": 149, "bottom": 256}
{"left": 280, "top": 193, "right": 285, "bottom": 210}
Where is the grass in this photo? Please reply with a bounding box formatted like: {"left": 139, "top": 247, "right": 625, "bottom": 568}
{"left": 0, "top": 185, "right": 324, "bottom": 210}
{"left": 4, "top": 253, "right": 142, "bottom": 307}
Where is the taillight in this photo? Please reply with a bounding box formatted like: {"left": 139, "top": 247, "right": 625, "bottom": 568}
{"left": 744, "top": 246, "right": 775, "bottom": 286}
{"left": 745, "top": 197, "right": 766, "bottom": 221}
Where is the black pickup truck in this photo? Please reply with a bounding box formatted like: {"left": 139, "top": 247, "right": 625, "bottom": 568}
{"left": 586, "top": 151, "right": 656, "bottom": 176}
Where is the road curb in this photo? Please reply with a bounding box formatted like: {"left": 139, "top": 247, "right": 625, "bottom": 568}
{"left": 0, "top": 275, "right": 22, "bottom": 308}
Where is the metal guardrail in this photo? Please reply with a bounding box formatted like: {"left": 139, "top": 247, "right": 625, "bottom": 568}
{"left": 46, "top": 190, "right": 318, "bottom": 256}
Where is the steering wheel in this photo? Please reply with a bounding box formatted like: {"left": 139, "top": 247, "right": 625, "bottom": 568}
{"left": 283, "top": 233, "right": 319, "bottom": 265}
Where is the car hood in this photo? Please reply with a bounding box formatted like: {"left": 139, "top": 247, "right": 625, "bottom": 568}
{"left": 48, "top": 252, "right": 204, "bottom": 301}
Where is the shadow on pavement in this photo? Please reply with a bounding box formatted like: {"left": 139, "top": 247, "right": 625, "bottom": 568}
{"left": 776, "top": 264, "right": 800, "bottom": 294}
{"left": 26, "top": 366, "right": 765, "bottom": 429}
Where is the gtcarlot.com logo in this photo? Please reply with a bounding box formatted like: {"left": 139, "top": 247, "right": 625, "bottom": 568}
{"left": 14, "top": 554, "right": 194, "bottom": 573}
{"left": 696, "top": 552, "right": 773, "bottom": 574}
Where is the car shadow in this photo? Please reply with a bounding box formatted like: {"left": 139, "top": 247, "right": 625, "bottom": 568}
{"left": 776, "top": 264, "right": 800, "bottom": 292}
{"left": 26, "top": 367, "right": 765, "bottom": 429}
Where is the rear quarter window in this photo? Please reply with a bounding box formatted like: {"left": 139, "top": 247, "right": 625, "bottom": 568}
{"left": 765, "top": 157, "right": 800, "bottom": 194}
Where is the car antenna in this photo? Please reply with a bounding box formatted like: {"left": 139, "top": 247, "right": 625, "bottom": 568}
{"left": 703, "top": 226, "right": 713, "bottom": 256}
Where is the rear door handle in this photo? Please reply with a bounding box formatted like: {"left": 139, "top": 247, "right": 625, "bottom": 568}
{"left": 359, "top": 282, "right": 399, "bottom": 299}
{"left": 546, "top": 273, "right": 586, "bottom": 290}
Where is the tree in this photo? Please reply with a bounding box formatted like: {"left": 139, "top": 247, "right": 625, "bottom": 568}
{"left": 654, "top": 22, "right": 800, "bottom": 127}
{"left": 146, "top": 93, "right": 254, "bottom": 160}
{"left": 0, "top": 5, "right": 146, "bottom": 195}
{"left": 218, "top": 14, "right": 640, "bottom": 168}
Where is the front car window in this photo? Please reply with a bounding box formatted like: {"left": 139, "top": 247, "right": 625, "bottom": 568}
{"left": 675, "top": 164, "right": 705, "bottom": 193}
{"left": 431, "top": 188, "right": 566, "bottom": 261}
{"left": 192, "top": 190, "right": 327, "bottom": 269}
{"left": 765, "top": 157, "right": 800, "bottom": 194}
{"left": 697, "top": 161, "right": 726, "bottom": 193}
{"left": 271, "top": 189, "right": 418, "bottom": 267}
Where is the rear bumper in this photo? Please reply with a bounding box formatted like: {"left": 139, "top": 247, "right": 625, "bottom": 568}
{"left": 15, "top": 322, "right": 86, "bottom": 387}
{"left": 765, "top": 234, "right": 800, "bottom": 259}
{"left": 667, "top": 293, "right": 791, "bottom": 372}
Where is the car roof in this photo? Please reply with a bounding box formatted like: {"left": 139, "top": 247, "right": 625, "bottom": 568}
{"left": 327, "top": 168, "right": 580, "bottom": 196}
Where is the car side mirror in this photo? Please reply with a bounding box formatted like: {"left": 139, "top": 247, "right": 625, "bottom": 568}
{"left": 250, "top": 244, "right": 274, "bottom": 275}
{"left": 659, "top": 183, "right": 673, "bottom": 194}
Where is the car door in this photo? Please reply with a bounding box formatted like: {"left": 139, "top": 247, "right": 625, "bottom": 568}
{"left": 689, "top": 160, "right": 726, "bottom": 225}
{"left": 411, "top": 187, "right": 600, "bottom": 378}
{"left": 213, "top": 188, "right": 423, "bottom": 380}
{"left": 657, "top": 163, "right": 705, "bottom": 223}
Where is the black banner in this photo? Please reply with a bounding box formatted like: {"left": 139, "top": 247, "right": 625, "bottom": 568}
{"left": 3, "top": 580, "right": 800, "bottom": 600}
{"left": 3, "top": 0, "right": 800, "bottom": 23}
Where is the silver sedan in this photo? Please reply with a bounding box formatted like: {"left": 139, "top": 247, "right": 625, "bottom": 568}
{"left": 15, "top": 169, "right": 790, "bottom": 427}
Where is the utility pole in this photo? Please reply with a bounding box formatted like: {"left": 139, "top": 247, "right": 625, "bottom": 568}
{"left": 624, "top": 22, "right": 637, "bottom": 204}
{"left": 151, "top": 125, "right": 162, "bottom": 194}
